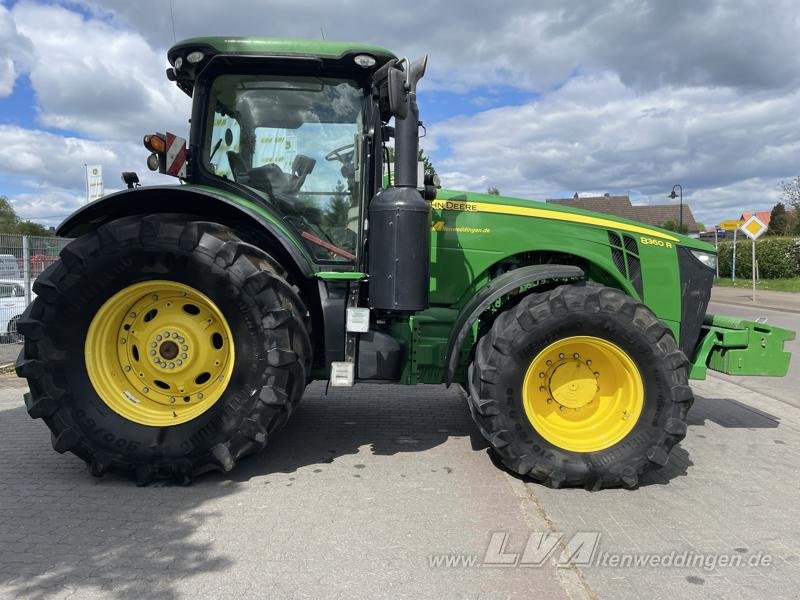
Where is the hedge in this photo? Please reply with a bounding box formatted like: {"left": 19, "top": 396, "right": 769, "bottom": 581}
{"left": 716, "top": 237, "right": 800, "bottom": 279}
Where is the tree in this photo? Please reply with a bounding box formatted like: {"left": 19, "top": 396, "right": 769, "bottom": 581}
{"left": 0, "top": 196, "right": 51, "bottom": 236}
{"left": 385, "top": 147, "right": 438, "bottom": 178}
{"left": 487, "top": 186, "right": 500, "bottom": 195}
{"left": 324, "top": 180, "right": 351, "bottom": 229}
{"left": 0, "top": 197, "right": 18, "bottom": 232}
{"left": 767, "top": 202, "right": 789, "bottom": 236}
{"left": 661, "top": 220, "right": 689, "bottom": 234}
{"left": 780, "top": 176, "right": 800, "bottom": 210}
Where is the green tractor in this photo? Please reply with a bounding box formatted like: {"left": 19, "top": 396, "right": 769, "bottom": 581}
{"left": 17, "top": 38, "right": 794, "bottom": 488}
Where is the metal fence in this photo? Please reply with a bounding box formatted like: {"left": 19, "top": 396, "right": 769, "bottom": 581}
{"left": 0, "top": 234, "right": 72, "bottom": 345}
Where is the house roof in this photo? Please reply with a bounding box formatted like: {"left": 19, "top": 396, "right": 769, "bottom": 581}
{"left": 547, "top": 195, "right": 700, "bottom": 232}
{"left": 740, "top": 211, "right": 773, "bottom": 226}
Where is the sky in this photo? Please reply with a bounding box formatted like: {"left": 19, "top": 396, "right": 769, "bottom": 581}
{"left": 0, "top": 0, "right": 799, "bottom": 229}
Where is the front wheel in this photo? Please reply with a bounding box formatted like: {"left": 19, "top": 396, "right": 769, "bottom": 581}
{"left": 17, "top": 215, "right": 311, "bottom": 485}
{"left": 467, "top": 284, "right": 693, "bottom": 490}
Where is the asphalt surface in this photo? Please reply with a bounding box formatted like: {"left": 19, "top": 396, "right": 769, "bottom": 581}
{"left": 0, "top": 288, "right": 797, "bottom": 599}
{"left": 1, "top": 370, "right": 799, "bottom": 599}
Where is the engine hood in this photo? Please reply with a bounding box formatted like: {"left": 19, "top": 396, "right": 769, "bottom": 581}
{"left": 435, "top": 189, "right": 715, "bottom": 252}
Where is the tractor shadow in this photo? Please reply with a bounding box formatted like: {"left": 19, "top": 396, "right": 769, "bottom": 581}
{"left": 0, "top": 380, "right": 479, "bottom": 600}
{"left": 227, "top": 381, "right": 482, "bottom": 481}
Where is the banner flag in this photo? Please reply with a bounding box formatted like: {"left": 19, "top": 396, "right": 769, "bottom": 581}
{"left": 85, "top": 164, "right": 104, "bottom": 202}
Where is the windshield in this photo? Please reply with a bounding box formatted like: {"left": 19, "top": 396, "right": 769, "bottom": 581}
{"left": 204, "top": 75, "right": 365, "bottom": 262}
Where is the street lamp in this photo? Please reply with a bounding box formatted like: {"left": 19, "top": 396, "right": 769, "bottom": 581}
{"left": 668, "top": 184, "right": 683, "bottom": 232}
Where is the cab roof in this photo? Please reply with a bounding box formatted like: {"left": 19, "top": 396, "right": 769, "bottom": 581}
{"left": 166, "top": 37, "right": 397, "bottom": 96}
{"left": 169, "top": 37, "right": 396, "bottom": 61}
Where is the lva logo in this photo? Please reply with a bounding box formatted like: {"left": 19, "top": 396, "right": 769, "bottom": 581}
{"left": 483, "top": 531, "right": 600, "bottom": 567}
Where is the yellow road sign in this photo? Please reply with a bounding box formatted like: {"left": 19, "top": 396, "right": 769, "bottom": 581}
{"left": 740, "top": 215, "right": 767, "bottom": 240}
{"left": 717, "top": 219, "right": 744, "bottom": 231}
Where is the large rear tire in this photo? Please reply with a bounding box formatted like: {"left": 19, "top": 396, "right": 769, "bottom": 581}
{"left": 16, "top": 215, "right": 311, "bottom": 485}
{"left": 467, "top": 283, "right": 693, "bottom": 490}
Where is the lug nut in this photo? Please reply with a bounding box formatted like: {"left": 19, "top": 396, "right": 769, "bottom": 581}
{"left": 120, "top": 338, "right": 126, "bottom": 344}
{"left": 176, "top": 360, "right": 183, "bottom": 366}
{"left": 163, "top": 331, "right": 170, "bottom": 338}
{"left": 594, "top": 372, "right": 600, "bottom": 378}
{"left": 156, "top": 335, "right": 162, "bottom": 341}
{"left": 124, "top": 365, "right": 131, "bottom": 372}
{"left": 172, "top": 332, "right": 179, "bottom": 338}
{"left": 151, "top": 342, "right": 157, "bottom": 348}
{"left": 169, "top": 397, "right": 176, "bottom": 404}
{"left": 539, "top": 372, "right": 545, "bottom": 379}
{"left": 182, "top": 345, "right": 188, "bottom": 351}
{"left": 143, "top": 386, "right": 149, "bottom": 393}
{"left": 559, "top": 353, "right": 565, "bottom": 359}
{"left": 573, "top": 353, "right": 579, "bottom": 359}
{"left": 181, "top": 353, "right": 187, "bottom": 359}
{"left": 150, "top": 350, "right": 156, "bottom": 356}
{"left": 197, "top": 392, "right": 204, "bottom": 399}
{"left": 178, "top": 337, "right": 185, "bottom": 343}
{"left": 169, "top": 363, "right": 175, "bottom": 369}
{"left": 586, "top": 360, "right": 592, "bottom": 366}
{"left": 151, "top": 295, "right": 158, "bottom": 301}
{"left": 546, "top": 360, "right": 552, "bottom": 366}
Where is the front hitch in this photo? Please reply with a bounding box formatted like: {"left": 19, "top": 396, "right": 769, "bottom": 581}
{"left": 689, "top": 314, "right": 795, "bottom": 379}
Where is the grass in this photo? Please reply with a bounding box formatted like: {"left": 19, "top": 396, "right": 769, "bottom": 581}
{"left": 713, "top": 277, "right": 800, "bottom": 292}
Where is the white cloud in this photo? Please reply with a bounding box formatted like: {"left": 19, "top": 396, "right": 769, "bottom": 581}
{"left": 0, "top": 0, "right": 797, "bottom": 229}
{"left": 0, "top": 124, "right": 176, "bottom": 217}
{"left": 0, "top": 3, "right": 33, "bottom": 97}
{"left": 69, "top": 0, "right": 800, "bottom": 94}
{"left": 427, "top": 72, "right": 800, "bottom": 223}
{"left": 10, "top": 1, "right": 190, "bottom": 141}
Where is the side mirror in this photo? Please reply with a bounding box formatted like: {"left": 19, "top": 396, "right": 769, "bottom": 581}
{"left": 387, "top": 65, "right": 408, "bottom": 119}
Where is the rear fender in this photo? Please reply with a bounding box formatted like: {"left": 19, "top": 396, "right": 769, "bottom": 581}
{"left": 57, "top": 185, "right": 315, "bottom": 279}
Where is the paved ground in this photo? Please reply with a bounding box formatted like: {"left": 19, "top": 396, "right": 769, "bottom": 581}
{"left": 0, "top": 343, "right": 20, "bottom": 368}
{"left": 1, "top": 368, "right": 798, "bottom": 600}
{"left": 0, "top": 289, "right": 797, "bottom": 599}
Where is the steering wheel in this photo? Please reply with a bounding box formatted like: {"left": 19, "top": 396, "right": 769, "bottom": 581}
{"left": 325, "top": 143, "right": 355, "bottom": 162}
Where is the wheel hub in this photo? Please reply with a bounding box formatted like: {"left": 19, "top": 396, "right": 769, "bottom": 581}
{"left": 85, "top": 280, "right": 235, "bottom": 426}
{"left": 522, "top": 336, "right": 644, "bottom": 453}
{"left": 548, "top": 359, "right": 598, "bottom": 409}
{"left": 159, "top": 340, "right": 179, "bottom": 360}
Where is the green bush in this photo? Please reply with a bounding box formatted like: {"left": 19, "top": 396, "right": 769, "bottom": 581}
{"left": 716, "top": 237, "right": 799, "bottom": 279}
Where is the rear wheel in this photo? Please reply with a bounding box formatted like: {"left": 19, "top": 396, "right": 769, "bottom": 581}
{"left": 467, "top": 283, "right": 693, "bottom": 490}
{"left": 17, "top": 215, "right": 311, "bottom": 485}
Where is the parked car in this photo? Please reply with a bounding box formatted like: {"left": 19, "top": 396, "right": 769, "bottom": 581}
{"left": 0, "top": 280, "right": 29, "bottom": 342}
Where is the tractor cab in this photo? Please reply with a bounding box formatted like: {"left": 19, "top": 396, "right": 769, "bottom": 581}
{"left": 153, "top": 38, "right": 432, "bottom": 273}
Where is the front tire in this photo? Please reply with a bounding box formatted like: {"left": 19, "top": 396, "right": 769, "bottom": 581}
{"left": 17, "top": 215, "right": 311, "bottom": 485}
{"left": 467, "top": 284, "right": 693, "bottom": 490}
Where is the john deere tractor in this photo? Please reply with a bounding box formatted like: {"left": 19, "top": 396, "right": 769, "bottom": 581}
{"left": 17, "top": 38, "right": 794, "bottom": 488}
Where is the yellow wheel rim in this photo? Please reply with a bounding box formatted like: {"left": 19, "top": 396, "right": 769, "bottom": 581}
{"left": 522, "top": 336, "right": 644, "bottom": 452}
{"left": 85, "top": 280, "right": 235, "bottom": 426}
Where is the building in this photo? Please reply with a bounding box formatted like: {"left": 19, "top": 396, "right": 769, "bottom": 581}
{"left": 547, "top": 194, "right": 701, "bottom": 233}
